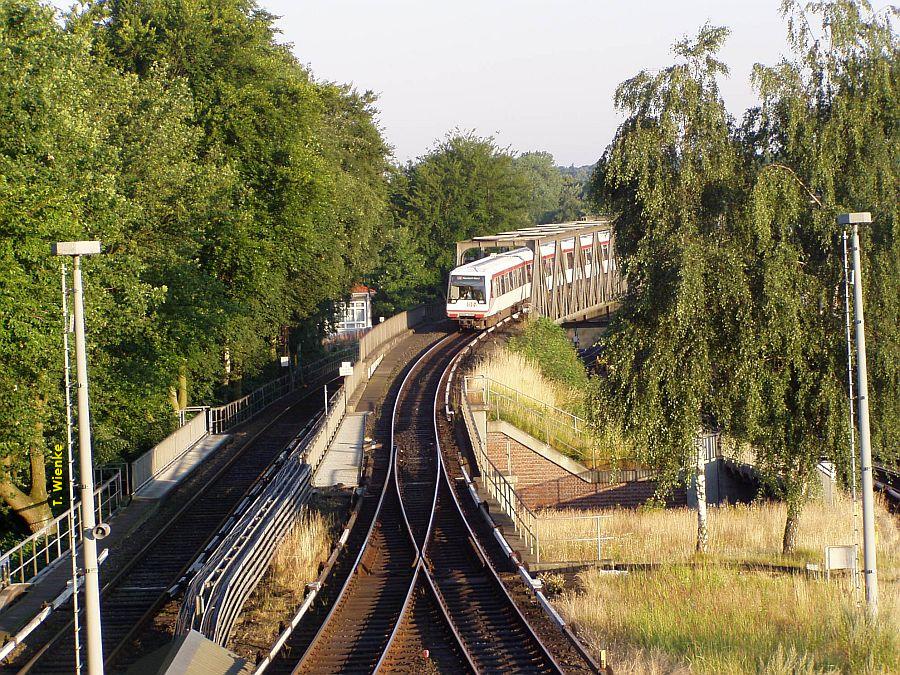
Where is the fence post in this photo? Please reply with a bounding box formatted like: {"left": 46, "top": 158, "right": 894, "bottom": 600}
{"left": 596, "top": 515, "right": 602, "bottom": 562}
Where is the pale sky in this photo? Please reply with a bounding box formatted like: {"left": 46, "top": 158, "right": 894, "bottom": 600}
{"left": 48, "top": 1, "right": 868, "bottom": 166}
{"left": 263, "top": 0, "right": 794, "bottom": 166}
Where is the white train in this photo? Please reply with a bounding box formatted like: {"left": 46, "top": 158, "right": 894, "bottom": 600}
{"left": 446, "top": 231, "right": 612, "bottom": 329}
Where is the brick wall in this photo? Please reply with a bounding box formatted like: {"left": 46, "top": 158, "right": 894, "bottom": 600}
{"left": 486, "top": 431, "right": 685, "bottom": 510}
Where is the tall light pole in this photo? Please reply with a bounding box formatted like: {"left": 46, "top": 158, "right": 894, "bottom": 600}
{"left": 837, "top": 212, "right": 879, "bottom": 618}
{"left": 52, "top": 241, "right": 105, "bottom": 673}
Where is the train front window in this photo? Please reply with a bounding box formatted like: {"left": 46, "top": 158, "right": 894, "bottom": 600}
{"left": 449, "top": 275, "right": 486, "bottom": 303}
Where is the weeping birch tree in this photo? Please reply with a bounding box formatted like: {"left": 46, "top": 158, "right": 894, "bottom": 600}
{"left": 590, "top": 25, "right": 755, "bottom": 552}
{"left": 738, "top": 0, "right": 899, "bottom": 552}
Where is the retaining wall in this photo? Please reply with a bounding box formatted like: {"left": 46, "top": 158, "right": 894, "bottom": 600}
{"left": 485, "top": 431, "right": 686, "bottom": 510}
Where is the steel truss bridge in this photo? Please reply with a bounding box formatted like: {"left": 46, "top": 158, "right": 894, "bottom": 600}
{"left": 455, "top": 219, "right": 624, "bottom": 324}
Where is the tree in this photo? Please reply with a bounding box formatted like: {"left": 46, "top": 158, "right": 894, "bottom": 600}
{"left": 739, "top": 0, "right": 899, "bottom": 551}
{"left": 514, "top": 151, "right": 563, "bottom": 224}
{"left": 375, "top": 131, "right": 530, "bottom": 304}
{"left": 590, "top": 25, "right": 755, "bottom": 553}
{"left": 0, "top": 0, "right": 393, "bottom": 540}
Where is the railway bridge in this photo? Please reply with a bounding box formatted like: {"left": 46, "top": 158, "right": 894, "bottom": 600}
{"left": 454, "top": 219, "right": 624, "bottom": 325}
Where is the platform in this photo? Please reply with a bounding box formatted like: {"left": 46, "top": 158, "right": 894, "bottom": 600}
{"left": 313, "top": 413, "right": 368, "bottom": 487}
{"left": 134, "top": 434, "right": 231, "bottom": 500}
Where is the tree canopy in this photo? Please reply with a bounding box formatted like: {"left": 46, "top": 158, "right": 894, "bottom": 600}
{"left": 591, "top": 0, "right": 898, "bottom": 552}
{"left": 0, "top": 0, "right": 392, "bottom": 537}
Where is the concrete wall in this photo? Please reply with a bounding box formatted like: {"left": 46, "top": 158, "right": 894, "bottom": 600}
{"left": 685, "top": 458, "right": 759, "bottom": 508}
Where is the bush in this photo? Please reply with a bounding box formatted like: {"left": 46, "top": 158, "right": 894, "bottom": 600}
{"left": 509, "top": 317, "right": 588, "bottom": 392}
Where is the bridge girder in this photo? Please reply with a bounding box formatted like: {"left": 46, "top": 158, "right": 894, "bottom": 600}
{"left": 454, "top": 219, "right": 625, "bottom": 324}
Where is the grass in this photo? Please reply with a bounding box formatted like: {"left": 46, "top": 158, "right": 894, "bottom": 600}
{"left": 557, "top": 565, "right": 899, "bottom": 675}
{"left": 508, "top": 316, "right": 590, "bottom": 392}
{"left": 472, "top": 348, "right": 581, "bottom": 411}
{"left": 470, "top": 348, "right": 628, "bottom": 465}
{"left": 534, "top": 494, "right": 900, "bottom": 571}
{"left": 227, "top": 503, "right": 338, "bottom": 659}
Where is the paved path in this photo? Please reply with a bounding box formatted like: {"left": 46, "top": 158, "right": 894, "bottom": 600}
{"left": 313, "top": 413, "right": 367, "bottom": 488}
{"left": 134, "top": 434, "right": 230, "bottom": 500}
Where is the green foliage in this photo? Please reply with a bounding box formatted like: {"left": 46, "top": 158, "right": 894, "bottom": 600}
{"left": 590, "top": 24, "right": 753, "bottom": 492}
{"left": 406, "top": 130, "right": 531, "bottom": 273}
{"left": 371, "top": 137, "right": 592, "bottom": 310}
{"left": 742, "top": 0, "right": 899, "bottom": 470}
{"left": 591, "top": 2, "right": 898, "bottom": 552}
{"left": 509, "top": 317, "right": 589, "bottom": 393}
{"left": 0, "top": 0, "right": 392, "bottom": 536}
{"left": 514, "top": 151, "right": 562, "bottom": 224}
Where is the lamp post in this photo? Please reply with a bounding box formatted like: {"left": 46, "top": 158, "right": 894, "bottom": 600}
{"left": 52, "top": 241, "right": 105, "bottom": 674}
{"left": 836, "top": 213, "right": 879, "bottom": 618}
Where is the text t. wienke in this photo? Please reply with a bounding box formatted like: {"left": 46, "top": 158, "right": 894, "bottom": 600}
{"left": 50, "top": 443, "right": 65, "bottom": 507}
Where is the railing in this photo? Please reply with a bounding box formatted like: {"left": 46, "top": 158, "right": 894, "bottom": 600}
{"left": 301, "top": 344, "right": 359, "bottom": 384}
{"left": 208, "top": 372, "right": 296, "bottom": 435}
{"left": 532, "top": 513, "right": 615, "bottom": 563}
{"left": 305, "top": 387, "right": 346, "bottom": 477}
{"left": 129, "top": 348, "right": 355, "bottom": 497}
{"left": 468, "top": 375, "right": 597, "bottom": 463}
{"left": 459, "top": 380, "right": 542, "bottom": 561}
{"left": 177, "top": 444, "right": 315, "bottom": 645}
{"left": 131, "top": 412, "right": 208, "bottom": 493}
{"left": 0, "top": 467, "right": 124, "bottom": 588}
{"left": 175, "top": 302, "right": 443, "bottom": 644}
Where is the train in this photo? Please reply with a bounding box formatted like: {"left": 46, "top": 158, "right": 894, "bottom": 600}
{"left": 446, "top": 231, "right": 612, "bottom": 329}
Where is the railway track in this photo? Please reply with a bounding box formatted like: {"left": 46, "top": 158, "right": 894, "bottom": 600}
{"left": 16, "top": 383, "right": 333, "bottom": 674}
{"left": 285, "top": 329, "right": 581, "bottom": 674}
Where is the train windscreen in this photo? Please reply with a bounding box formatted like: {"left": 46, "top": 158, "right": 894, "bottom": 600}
{"left": 448, "top": 275, "right": 486, "bottom": 303}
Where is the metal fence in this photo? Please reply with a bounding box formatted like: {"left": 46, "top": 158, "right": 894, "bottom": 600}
{"left": 0, "top": 467, "right": 125, "bottom": 588}
{"left": 208, "top": 373, "right": 296, "bottom": 435}
{"left": 176, "top": 456, "right": 313, "bottom": 645}
{"left": 174, "top": 302, "right": 443, "bottom": 644}
{"left": 459, "top": 381, "right": 543, "bottom": 560}
{"left": 467, "top": 375, "right": 596, "bottom": 463}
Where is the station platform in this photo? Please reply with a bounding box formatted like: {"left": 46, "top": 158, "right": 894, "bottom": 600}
{"left": 313, "top": 413, "right": 367, "bottom": 488}
{"left": 135, "top": 434, "right": 230, "bottom": 500}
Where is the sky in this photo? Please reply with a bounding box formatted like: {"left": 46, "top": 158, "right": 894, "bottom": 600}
{"left": 261, "top": 0, "right": 794, "bottom": 166}
{"left": 47, "top": 1, "right": 869, "bottom": 167}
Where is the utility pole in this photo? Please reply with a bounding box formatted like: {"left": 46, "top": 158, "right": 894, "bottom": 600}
{"left": 837, "top": 212, "right": 879, "bottom": 618}
{"left": 53, "top": 241, "right": 105, "bottom": 674}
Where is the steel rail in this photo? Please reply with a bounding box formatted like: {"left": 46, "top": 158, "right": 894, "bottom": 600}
{"left": 16, "top": 379, "right": 336, "bottom": 674}
{"left": 374, "top": 331, "right": 475, "bottom": 673}
{"left": 427, "top": 337, "right": 564, "bottom": 673}
{"left": 289, "top": 331, "right": 463, "bottom": 674}
{"left": 377, "top": 325, "right": 566, "bottom": 674}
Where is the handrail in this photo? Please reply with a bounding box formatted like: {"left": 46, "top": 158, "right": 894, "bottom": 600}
{"left": 175, "top": 301, "right": 444, "bottom": 647}
{"left": 467, "top": 375, "right": 597, "bottom": 463}
{"left": 459, "top": 379, "right": 542, "bottom": 561}
{"left": 176, "top": 419, "right": 320, "bottom": 644}
{"left": 0, "top": 468, "right": 124, "bottom": 588}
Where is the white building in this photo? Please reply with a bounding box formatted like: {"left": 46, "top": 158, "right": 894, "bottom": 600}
{"left": 333, "top": 284, "right": 375, "bottom": 336}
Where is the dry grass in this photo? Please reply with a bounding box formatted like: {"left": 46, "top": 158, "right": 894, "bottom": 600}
{"left": 228, "top": 506, "right": 335, "bottom": 659}
{"left": 269, "top": 510, "right": 332, "bottom": 588}
{"left": 534, "top": 494, "right": 900, "bottom": 572}
{"left": 557, "top": 565, "right": 899, "bottom": 675}
{"left": 472, "top": 348, "right": 580, "bottom": 410}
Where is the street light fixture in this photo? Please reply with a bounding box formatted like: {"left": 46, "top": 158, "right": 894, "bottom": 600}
{"left": 52, "top": 241, "right": 105, "bottom": 674}
{"left": 836, "top": 212, "right": 879, "bottom": 619}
